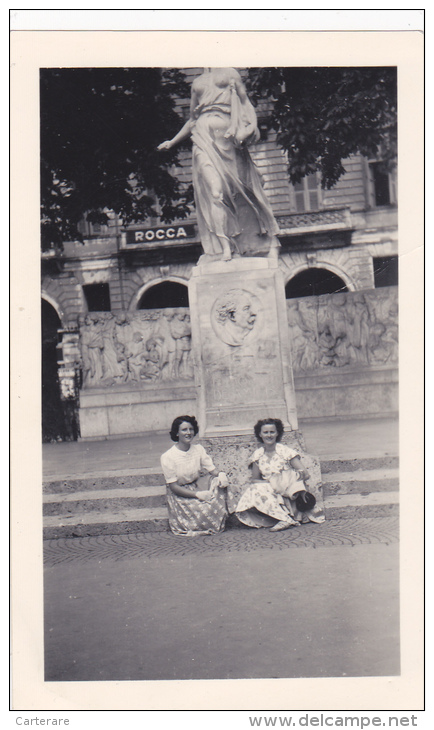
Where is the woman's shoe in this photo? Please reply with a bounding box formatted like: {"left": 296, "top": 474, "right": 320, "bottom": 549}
{"left": 270, "top": 521, "right": 292, "bottom": 532}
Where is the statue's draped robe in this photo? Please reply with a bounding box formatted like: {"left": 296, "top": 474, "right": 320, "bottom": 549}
{"left": 191, "top": 72, "right": 280, "bottom": 256}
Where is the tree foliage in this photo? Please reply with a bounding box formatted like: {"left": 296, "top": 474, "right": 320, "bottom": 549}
{"left": 247, "top": 67, "right": 397, "bottom": 189}
{"left": 40, "top": 67, "right": 192, "bottom": 250}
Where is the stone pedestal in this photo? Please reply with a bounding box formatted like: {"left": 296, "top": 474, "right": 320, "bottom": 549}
{"left": 188, "top": 257, "right": 298, "bottom": 438}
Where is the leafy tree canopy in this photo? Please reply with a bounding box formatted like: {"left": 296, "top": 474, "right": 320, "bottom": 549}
{"left": 40, "top": 67, "right": 192, "bottom": 251}
{"left": 247, "top": 66, "right": 397, "bottom": 189}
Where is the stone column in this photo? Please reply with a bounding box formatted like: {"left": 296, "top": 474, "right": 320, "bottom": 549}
{"left": 188, "top": 257, "right": 298, "bottom": 438}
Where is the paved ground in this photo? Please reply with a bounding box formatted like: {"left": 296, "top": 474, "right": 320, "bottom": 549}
{"left": 42, "top": 416, "right": 399, "bottom": 479}
{"left": 44, "top": 516, "right": 400, "bottom": 682}
{"left": 43, "top": 418, "right": 400, "bottom": 683}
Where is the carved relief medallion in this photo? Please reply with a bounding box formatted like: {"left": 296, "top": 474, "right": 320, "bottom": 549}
{"left": 211, "top": 288, "right": 261, "bottom": 347}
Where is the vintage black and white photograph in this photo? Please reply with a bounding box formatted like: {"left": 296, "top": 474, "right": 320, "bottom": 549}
{"left": 11, "top": 18, "right": 424, "bottom": 713}
{"left": 40, "top": 60, "right": 401, "bottom": 679}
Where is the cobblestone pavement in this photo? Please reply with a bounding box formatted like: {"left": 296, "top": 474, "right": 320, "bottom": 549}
{"left": 43, "top": 516, "right": 398, "bottom": 565}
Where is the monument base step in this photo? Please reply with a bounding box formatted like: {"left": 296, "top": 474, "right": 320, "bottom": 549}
{"left": 43, "top": 456, "right": 399, "bottom": 539}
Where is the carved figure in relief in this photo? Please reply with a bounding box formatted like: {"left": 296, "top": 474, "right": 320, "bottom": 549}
{"left": 368, "top": 322, "right": 389, "bottom": 364}
{"left": 296, "top": 299, "right": 319, "bottom": 371}
{"left": 169, "top": 311, "right": 192, "bottom": 379}
{"left": 368, "top": 321, "right": 398, "bottom": 365}
{"left": 346, "top": 294, "right": 370, "bottom": 365}
{"left": 285, "top": 290, "right": 398, "bottom": 372}
{"left": 125, "top": 331, "right": 145, "bottom": 381}
{"left": 365, "top": 292, "right": 398, "bottom": 365}
{"left": 112, "top": 313, "right": 133, "bottom": 379}
{"left": 382, "top": 325, "right": 398, "bottom": 363}
{"left": 212, "top": 288, "right": 258, "bottom": 347}
{"left": 80, "top": 315, "right": 104, "bottom": 386}
{"left": 155, "top": 309, "right": 178, "bottom": 380}
{"left": 78, "top": 309, "right": 196, "bottom": 387}
{"left": 326, "top": 293, "right": 351, "bottom": 367}
{"left": 157, "top": 67, "right": 280, "bottom": 261}
{"left": 317, "top": 325, "right": 337, "bottom": 367}
{"left": 286, "top": 302, "right": 309, "bottom": 371}
{"left": 140, "top": 337, "right": 162, "bottom": 381}
{"left": 100, "top": 314, "right": 127, "bottom": 384}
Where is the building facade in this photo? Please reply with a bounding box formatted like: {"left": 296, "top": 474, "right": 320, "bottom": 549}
{"left": 41, "top": 69, "right": 398, "bottom": 442}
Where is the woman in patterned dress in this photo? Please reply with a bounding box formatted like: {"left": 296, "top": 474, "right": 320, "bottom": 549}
{"left": 160, "top": 415, "right": 229, "bottom": 536}
{"left": 235, "top": 418, "right": 325, "bottom": 531}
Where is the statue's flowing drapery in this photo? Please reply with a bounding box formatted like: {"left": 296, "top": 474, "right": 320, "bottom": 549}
{"left": 190, "top": 73, "right": 280, "bottom": 256}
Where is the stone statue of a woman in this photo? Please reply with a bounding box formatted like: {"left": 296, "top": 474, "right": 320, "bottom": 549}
{"left": 158, "top": 67, "right": 280, "bottom": 262}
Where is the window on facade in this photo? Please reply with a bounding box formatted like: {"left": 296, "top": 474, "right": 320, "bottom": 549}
{"left": 138, "top": 281, "right": 189, "bottom": 309}
{"left": 83, "top": 283, "right": 111, "bottom": 312}
{"left": 373, "top": 256, "right": 398, "bottom": 288}
{"left": 285, "top": 269, "right": 348, "bottom": 299}
{"left": 368, "top": 162, "right": 397, "bottom": 208}
{"left": 293, "top": 173, "right": 322, "bottom": 213}
{"left": 77, "top": 218, "right": 111, "bottom": 238}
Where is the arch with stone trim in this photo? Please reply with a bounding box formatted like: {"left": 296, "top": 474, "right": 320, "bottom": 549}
{"left": 128, "top": 276, "right": 190, "bottom": 311}
{"left": 41, "top": 290, "right": 66, "bottom": 325}
{"left": 283, "top": 262, "right": 356, "bottom": 298}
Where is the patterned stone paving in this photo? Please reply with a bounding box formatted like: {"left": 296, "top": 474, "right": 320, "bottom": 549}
{"left": 43, "top": 516, "right": 399, "bottom": 565}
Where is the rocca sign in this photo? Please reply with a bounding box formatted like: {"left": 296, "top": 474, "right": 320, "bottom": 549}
{"left": 126, "top": 224, "right": 196, "bottom": 245}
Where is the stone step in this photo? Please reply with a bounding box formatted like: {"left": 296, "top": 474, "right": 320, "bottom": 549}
{"left": 42, "top": 461, "right": 399, "bottom": 538}
{"left": 43, "top": 506, "right": 169, "bottom": 540}
{"left": 320, "top": 456, "right": 399, "bottom": 474}
{"left": 43, "top": 470, "right": 164, "bottom": 494}
{"left": 43, "top": 491, "right": 400, "bottom": 539}
{"left": 323, "top": 491, "right": 399, "bottom": 519}
{"left": 321, "top": 468, "right": 399, "bottom": 496}
{"left": 43, "top": 485, "right": 167, "bottom": 516}
{"left": 43, "top": 460, "right": 399, "bottom": 494}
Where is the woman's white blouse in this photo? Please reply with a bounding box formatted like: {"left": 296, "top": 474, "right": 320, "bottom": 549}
{"left": 160, "top": 444, "right": 215, "bottom": 485}
{"left": 249, "top": 443, "right": 299, "bottom": 479}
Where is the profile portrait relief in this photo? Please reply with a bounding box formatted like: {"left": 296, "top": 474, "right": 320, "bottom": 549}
{"left": 211, "top": 288, "right": 261, "bottom": 346}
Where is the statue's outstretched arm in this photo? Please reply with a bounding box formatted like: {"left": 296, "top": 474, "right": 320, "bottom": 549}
{"left": 157, "top": 87, "right": 198, "bottom": 151}
{"left": 157, "top": 119, "right": 192, "bottom": 151}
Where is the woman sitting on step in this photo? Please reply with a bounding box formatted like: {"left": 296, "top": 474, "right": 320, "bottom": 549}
{"left": 160, "top": 415, "right": 229, "bottom": 536}
{"left": 235, "top": 418, "right": 325, "bottom": 531}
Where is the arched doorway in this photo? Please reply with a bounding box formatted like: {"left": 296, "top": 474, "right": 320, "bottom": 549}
{"left": 138, "top": 281, "right": 189, "bottom": 309}
{"left": 285, "top": 268, "right": 348, "bottom": 299}
{"left": 42, "top": 299, "right": 78, "bottom": 442}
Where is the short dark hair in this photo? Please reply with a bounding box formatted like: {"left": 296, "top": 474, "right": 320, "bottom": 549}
{"left": 170, "top": 415, "right": 199, "bottom": 442}
{"left": 254, "top": 418, "right": 284, "bottom": 443}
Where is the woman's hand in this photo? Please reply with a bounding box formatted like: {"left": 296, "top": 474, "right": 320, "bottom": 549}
{"left": 196, "top": 490, "right": 214, "bottom": 502}
{"left": 296, "top": 469, "right": 309, "bottom": 484}
{"left": 217, "top": 472, "right": 229, "bottom": 488}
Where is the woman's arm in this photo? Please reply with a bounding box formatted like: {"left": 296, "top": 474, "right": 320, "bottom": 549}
{"left": 289, "top": 456, "right": 309, "bottom": 482}
{"left": 168, "top": 482, "right": 204, "bottom": 500}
